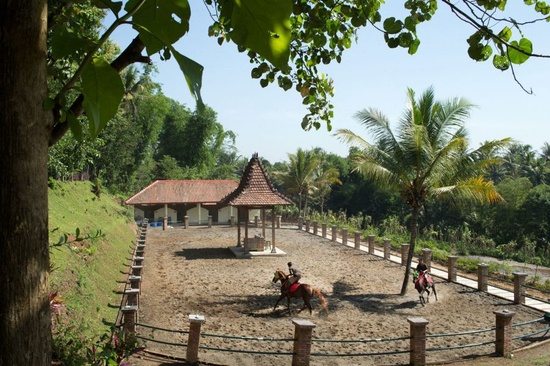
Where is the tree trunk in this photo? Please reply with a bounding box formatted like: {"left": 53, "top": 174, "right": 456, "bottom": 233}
{"left": 0, "top": 1, "right": 53, "bottom": 365}
{"left": 400, "top": 205, "right": 419, "bottom": 295}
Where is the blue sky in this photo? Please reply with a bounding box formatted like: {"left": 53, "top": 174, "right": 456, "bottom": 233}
{"left": 109, "top": 2, "right": 550, "bottom": 163}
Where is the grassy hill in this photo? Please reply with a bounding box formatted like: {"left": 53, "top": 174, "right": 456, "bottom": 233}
{"left": 48, "top": 181, "right": 137, "bottom": 362}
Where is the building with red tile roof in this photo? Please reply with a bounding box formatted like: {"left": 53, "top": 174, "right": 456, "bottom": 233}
{"left": 125, "top": 179, "right": 239, "bottom": 225}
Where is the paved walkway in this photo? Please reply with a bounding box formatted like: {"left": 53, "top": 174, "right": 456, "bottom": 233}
{"left": 302, "top": 227, "right": 550, "bottom": 314}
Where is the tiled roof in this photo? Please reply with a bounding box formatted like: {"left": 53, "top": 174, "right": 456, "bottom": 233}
{"left": 221, "top": 153, "right": 294, "bottom": 207}
{"left": 125, "top": 180, "right": 239, "bottom": 205}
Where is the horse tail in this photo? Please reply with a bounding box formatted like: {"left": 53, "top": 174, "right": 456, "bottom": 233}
{"left": 312, "top": 288, "right": 328, "bottom": 311}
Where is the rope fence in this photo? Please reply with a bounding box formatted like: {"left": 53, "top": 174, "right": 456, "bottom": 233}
{"left": 121, "top": 313, "right": 549, "bottom": 366}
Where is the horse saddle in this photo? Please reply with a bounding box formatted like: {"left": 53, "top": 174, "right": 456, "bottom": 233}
{"left": 289, "top": 283, "right": 301, "bottom": 293}
{"left": 416, "top": 274, "right": 433, "bottom": 288}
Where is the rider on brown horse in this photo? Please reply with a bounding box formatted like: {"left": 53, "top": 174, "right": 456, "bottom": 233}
{"left": 284, "top": 262, "right": 301, "bottom": 295}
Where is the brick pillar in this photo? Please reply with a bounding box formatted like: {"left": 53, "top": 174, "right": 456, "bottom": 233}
{"left": 186, "top": 314, "right": 206, "bottom": 363}
{"left": 494, "top": 310, "right": 515, "bottom": 357}
{"left": 129, "top": 275, "right": 141, "bottom": 292}
{"left": 354, "top": 231, "right": 361, "bottom": 250}
{"left": 384, "top": 238, "right": 391, "bottom": 260}
{"left": 342, "top": 228, "right": 348, "bottom": 246}
{"left": 125, "top": 288, "right": 140, "bottom": 307}
{"left": 447, "top": 256, "right": 458, "bottom": 282}
{"left": 277, "top": 215, "right": 281, "bottom": 229}
{"left": 131, "top": 265, "right": 143, "bottom": 277}
{"left": 368, "top": 235, "right": 375, "bottom": 255}
{"left": 208, "top": 215, "right": 212, "bottom": 228}
{"left": 422, "top": 248, "right": 432, "bottom": 272}
{"left": 184, "top": 215, "right": 189, "bottom": 229}
{"left": 331, "top": 226, "right": 337, "bottom": 242}
{"left": 305, "top": 219, "right": 310, "bottom": 233}
{"left": 135, "top": 245, "right": 144, "bottom": 257}
{"left": 230, "top": 215, "right": 235, "bottom": 227}
{"left": 321, "top": 223, "right": 327, "bottom": 238}
{"left": 298, "top": 217, "right": 303, "bottom": 230}
{"left": 121, "top": 305, "right": 138, "bottom": 342}
{"left": 401, "top": 244, "right": 409, "bottom": 266}
{"left": 408, "top": 317, "right": 429, "bottom": 366}
{"left": 313, "top": 221, "right": 318, "bottom": 235}
{"left": 513, "top": 272, "right": 528, "bottom": 304}
{"left": 292, "top": 319, "right": 316, "bottom": 366}
{"left": 478, "top": 263, "right": 489, "bottom": 291}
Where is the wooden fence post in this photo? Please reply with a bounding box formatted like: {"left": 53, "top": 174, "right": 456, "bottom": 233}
{"left": 408, "top": 317, "right": 429, "bottom": 366}
{"left": 331, "top": 226, "right": 337, "bottom": 242}
{"left": 277, "top": 215, "right": 281, "bottom": 229}
{"left": 186, "top": 314, "right": 206, "bottom": 363}
{"left": 298, "top": 217, "right": 303, "bottom": 230}
{"left": 292, "top": 319, "right": 316, "bottom": 366}
{"left": 305, "top": 219, "right": 310, "bottom": 233}
{"left": 208, "top": 215, "right": 212, "bottom": 228}
{"left": 313, "top": 221, "right": 318, "bottom": 235}
{"left": 321, "top": 223, "right": 327, "bottom": 238}
{"left": 184, "top": 215, "right": 189, "bottom": 229}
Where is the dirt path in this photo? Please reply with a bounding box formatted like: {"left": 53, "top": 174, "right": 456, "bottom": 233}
{"left": 129, "top": 225, "right": 550, "bottom": 366}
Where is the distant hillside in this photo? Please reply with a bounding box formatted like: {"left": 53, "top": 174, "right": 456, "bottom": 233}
{"left": 48, "top": 181, "right": 137, "bottom": 354}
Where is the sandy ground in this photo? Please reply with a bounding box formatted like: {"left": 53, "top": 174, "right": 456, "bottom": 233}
{"left": 129, "top": 225, "right": 549, "bottom": 366}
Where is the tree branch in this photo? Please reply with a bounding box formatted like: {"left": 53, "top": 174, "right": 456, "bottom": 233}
{"left": 49, "top": 36, "right": 150, "bottom": 146}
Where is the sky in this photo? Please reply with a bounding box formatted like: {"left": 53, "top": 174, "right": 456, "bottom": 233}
{"left": 108, "top": 2, "right": 550, "bottom": 163}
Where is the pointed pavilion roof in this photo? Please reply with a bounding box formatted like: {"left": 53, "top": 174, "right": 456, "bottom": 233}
{"left": 221, "top": 153, "right": 293, "bottom": 207}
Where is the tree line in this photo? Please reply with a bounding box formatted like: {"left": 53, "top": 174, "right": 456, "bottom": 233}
{"left": 49, "top": 72, "right": 550, "bottom": 275}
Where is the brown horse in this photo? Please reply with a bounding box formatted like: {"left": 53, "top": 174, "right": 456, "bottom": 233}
{"left": 415, "top": 271, "right": 438, "bottom": 306}
{"left": 271, "top": 269, "right": 328, "bottom": 315}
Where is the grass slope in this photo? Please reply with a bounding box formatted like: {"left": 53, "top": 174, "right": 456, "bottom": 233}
{"left": 48, "top": 181, "right": 136, "bottom": 345}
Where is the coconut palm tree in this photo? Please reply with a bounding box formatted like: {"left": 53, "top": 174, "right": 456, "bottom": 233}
{"left": 335, "top": 87, "right": 509, "bottom": 295}
{"left": 276, "top": 148, "right": 320, "bottom": 217}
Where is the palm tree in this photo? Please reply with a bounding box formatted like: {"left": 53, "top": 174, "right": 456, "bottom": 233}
{"left": 276, "top": 148, "right": 320, "bottom": 217}
{"left": 335, "top": 87, "right": 509, "bottom": 295}
{"left": 311, "top": 165, "right": 342, "bottom": 213}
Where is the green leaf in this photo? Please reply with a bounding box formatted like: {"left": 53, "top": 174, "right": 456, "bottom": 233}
{"left": 221, "top": 0, "right": 292, "bottom": 72}
{"left": 467, "top": 43, "right": 492, "bottom": 61}
{"left": 493, "top": 54, "right": 510, "bottom": 71}
{"left": 43, "top": 97, "right": 55, "bottom": 111}
{"left": 383, "top": 17, "right": 403, "bottom": 34}
{"left": 497, "top": 26, "right": 512, "bottom": 42}
{"left": 168, "top": 47, "right": 205, "bottom": 111}
{"left": 50, "top": 28, "right": 95, "bottom": 60}
{"left": 81, "top": 57, "right": 124, "bottom": 138}
{"left": 508, "top": 38, "right": 532, "bottom": 64}
{"left": 126, "top": 0, "right": 191, "bottom": 55}
{"left": 408, "top": 38, "right": 420, "bottom": 55}
{"left": 67, "top": 111, "right": 83, "bottom": 142}
{"left": 92, "top": 0, "right": 122, "bottom": 14}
